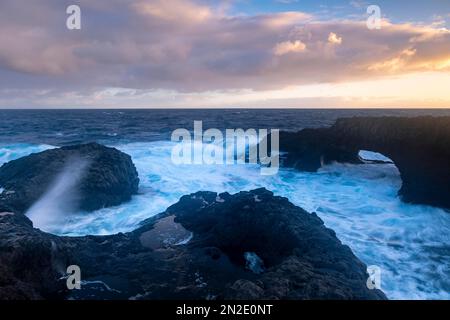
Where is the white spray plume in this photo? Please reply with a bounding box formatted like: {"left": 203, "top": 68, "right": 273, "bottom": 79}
{"left": 26, "top": 157, "right": 91, "bottom": 231}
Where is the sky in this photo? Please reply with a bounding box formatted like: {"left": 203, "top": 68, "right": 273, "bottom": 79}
{"left": 0, "top": 0, "right": 449, "bottom": 108}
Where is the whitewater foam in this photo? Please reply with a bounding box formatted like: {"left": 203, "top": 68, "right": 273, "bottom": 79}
{"left": 0, "top": 143, "right": 53, "bottom": 163}
{"left": 1, "top": 141, "right": 449, "bottom": 300}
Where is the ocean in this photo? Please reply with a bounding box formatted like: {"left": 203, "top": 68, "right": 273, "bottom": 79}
{"left": 1, "top": 108, "right": 450, "bottom": 300}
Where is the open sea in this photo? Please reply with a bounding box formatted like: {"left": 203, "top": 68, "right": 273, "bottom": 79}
{"left": 1, "top": 108, "right": 449, "bottom": 300}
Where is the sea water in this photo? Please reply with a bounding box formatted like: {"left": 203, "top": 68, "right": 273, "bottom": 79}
{"left": 0, "top": 109, "right": 449, "bottom": 300}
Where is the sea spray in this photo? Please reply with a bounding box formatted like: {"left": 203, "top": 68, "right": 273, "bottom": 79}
{"left": 26, "top": 157, "right": 91, "bottom": 230}
{"left": 171, "top": 121, "right": 280, "bottom": 175}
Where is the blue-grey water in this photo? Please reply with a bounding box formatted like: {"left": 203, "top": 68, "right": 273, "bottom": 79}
{"left": 1, "top": 109, "right": 449, "bottom": 300}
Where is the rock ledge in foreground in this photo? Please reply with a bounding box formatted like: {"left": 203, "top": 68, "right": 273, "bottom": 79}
{"left": 0, "top": 188, "right": 386, "bottom": 300}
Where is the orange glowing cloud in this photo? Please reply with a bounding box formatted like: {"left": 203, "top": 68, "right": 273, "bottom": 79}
{"left": 0, "top": 0, "right": 449, "bottom": 108}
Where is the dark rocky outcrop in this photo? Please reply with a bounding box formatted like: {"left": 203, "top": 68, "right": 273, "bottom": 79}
{"left": 0, "top": 189, "right": 386, "bottom": 300}
{"left": 277, "top": 116, "right": 450, "bottom": 209}
{"left": 0, "top": 143, "right": 139, "bottom": 214}
{"left": 0, "top": 212, "right": 68, "bottom": 299}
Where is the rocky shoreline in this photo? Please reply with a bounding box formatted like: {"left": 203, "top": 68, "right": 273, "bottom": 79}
{"left": 2, "top": 114, "right": 449, "bottom": 300}
{"left": 0, "top": 143, "right": 386, "bottom": 300}
{"left": 0, "top": 188, "right": 386, "bottom": 300}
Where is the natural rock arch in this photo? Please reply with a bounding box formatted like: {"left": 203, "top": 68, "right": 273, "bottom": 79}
{"left": 277, "top": 116, "right": 450, "bottom": 209}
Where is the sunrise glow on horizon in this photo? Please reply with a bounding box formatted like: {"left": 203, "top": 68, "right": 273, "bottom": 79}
{"left": 0, "top": 0, "right": 449, "bottom": 108}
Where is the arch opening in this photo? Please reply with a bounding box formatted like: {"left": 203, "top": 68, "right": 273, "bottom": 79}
{"left": 358, "top": 150, "right": 394, "bottom": 164}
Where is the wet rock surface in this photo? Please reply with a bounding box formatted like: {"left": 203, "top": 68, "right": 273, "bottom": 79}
{"left": 0, "top": 189, "right": 386, "bottom": 300}
{"left": 0, "top": 143, "right": 139, "bottom": 214}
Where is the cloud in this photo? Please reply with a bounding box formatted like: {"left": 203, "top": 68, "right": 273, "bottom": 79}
{"left": 132, "top": 0, "right": 212, "bottom": 24}
{"left": 274, "top": 40, "right": 306, "bottom": 55}
{"left": 276, "top": 0, "right": 299, "bottom": 4}
{"left": 368, "top": 48, "right": 416, "bottom": 72}
{"left": 0, "top": 0, "right": 449, "bottom": 107}
{"left": 328, "top": 32, "right": 343, "bottom": 44}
